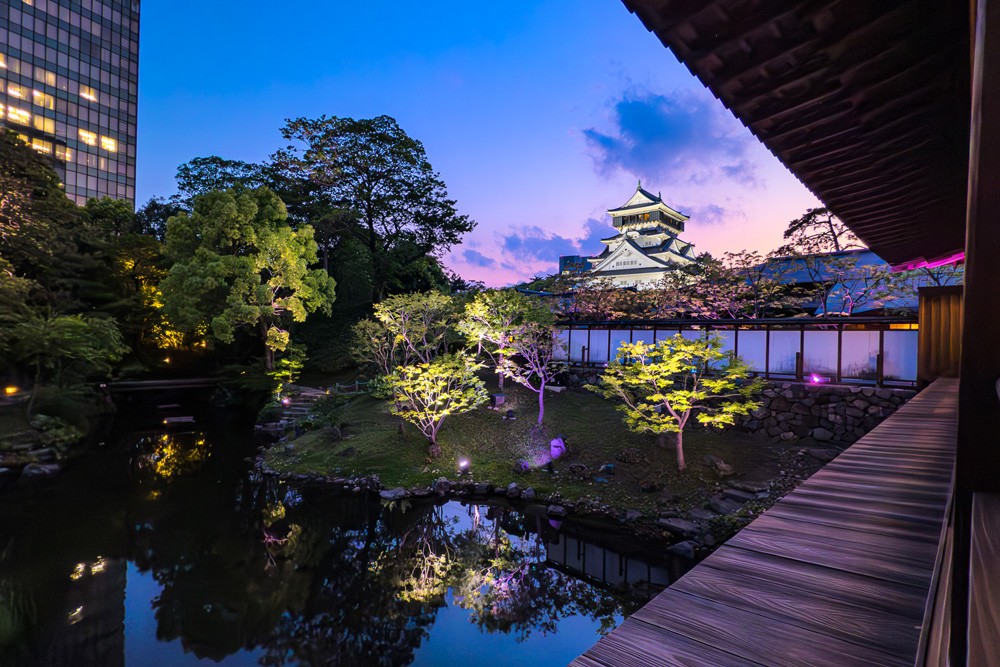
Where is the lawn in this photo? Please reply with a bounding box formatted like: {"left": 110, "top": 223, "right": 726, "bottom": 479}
{"left": 264, "top": 380, "right": 814, "bottom": 519}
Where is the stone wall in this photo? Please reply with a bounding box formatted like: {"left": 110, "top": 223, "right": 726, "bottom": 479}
{"left": 741, "top": 382, "right": 915, "bottom": 444}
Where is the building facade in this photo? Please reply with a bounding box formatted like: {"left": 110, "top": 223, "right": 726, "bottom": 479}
{"left": 559, "top": 183, "right": 697, "bottom": 289}
{"left": 0, "top": 0, "right": 139, "bottom": 206}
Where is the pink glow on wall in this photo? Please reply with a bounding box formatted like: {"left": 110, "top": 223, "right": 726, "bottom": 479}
{"left": 892, "top": 251, "right": 965, "bottom": 272}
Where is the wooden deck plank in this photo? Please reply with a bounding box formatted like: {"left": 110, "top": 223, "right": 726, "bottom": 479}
{"left": 571, "top": 378, "right": 958, "bottom": 667}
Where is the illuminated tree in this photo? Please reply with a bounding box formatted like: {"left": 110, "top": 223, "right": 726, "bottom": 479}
{"left": 588, "top": 335, "right": 763, "bottom": 471}
{"left": 502, "top": 323, "right": 566, "bottom": 426}
{"left": 161, "top": 188, "right": 337, "bottom": 370}
{"left": 389, "top": 354, "right": 488, "bottom": 457}
{"left": 776, "top": 207, "right": 862, "bottom": 255}
{"left": 458, "top": 290, "right": 552, "bottom": 390}
{"left": 373, "top": 290, "right": 456, "bottom": 365}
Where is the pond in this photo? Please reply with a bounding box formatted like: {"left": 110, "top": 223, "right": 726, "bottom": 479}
{"left": 0, "top": 398, "right": 691, "bottom": 666}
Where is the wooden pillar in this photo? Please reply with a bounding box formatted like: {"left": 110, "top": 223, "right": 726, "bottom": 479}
{"left": 953, "top": 0, "right": 1000, "bottom": 661}
{"left": 917, "top": 286, "right": 964, "bottom": 386}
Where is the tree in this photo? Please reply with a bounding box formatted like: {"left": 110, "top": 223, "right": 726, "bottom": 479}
{"left": 458, "top": 290, "right": 552, "bottom": 390}
{"left": 588, "top": 335, "right": 763, "bottom": 471}
{"left": 134, "top": 196, "right": 186, "bottom": 241}
{"left": 84, "top": 197, "right": 136, "bottom": 237}
{"left": 502, "top": 323, "right": 566, "bottom": 426}
{"left": 389, "top": 354, "right": 488, "bottom": 457}
{"left": 273, "top": 115, "right": 475, "bottom": 301}
{"left": 161, "top": 188, "right": 337, "bottom": 370}
{"left": 776, "top": 207, "right": 862, "bottom": 255}
{"left": 372, "top": 291, "right": 456, "bottom": 365}
{"left": 175, "top": 156, "right": 270, "bottom": 201}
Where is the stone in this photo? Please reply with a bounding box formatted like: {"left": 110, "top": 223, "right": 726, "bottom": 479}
{"left": 791, "top": 403, "right": 812, "bottom": 415}
{"left": 751, "top": 407, "right": 770, "bottom": 419}
{"left": 379, "top": 487, "right": 407, "bottom": 501}
{"left": 547, "top": 504, "right": 567, "bottom": 519}
{"left": 861, "top": 387, "right": 876, "bottom": 397}
{"left": 473, "top": 483, "right": 492, "bottom": 495}
{"left": 770, "top": 397, "right": 792, "bottom": 412}
{"left": 336, "top": 446, "right": 356, "bottom": 457}
{"left": 667, "top": 540, "right": 697, "bottom": 559}
{"left": 433, "top": 478, "right": 452, "bottom": 495}
{"left": 767, "top": 426, "right": 784, "bottom": 437}
{"left": 32, "top": 448, "right": 56, "bottom": 462}
{"left": 502, "top": 409, "right": 516, "bottom": 421}
{"left": 521, "top": 487, "right": 537, "bottom": 502}
{"left": 867, "top": 405, "right": 883, "bottom": 416}
{"left": 709, "top": 495, "right": 742, "bottom": 515}
{"left": 490, "top": 393, "right": 506, "bottom": 408}
{"left": 512, "top": 459, "right": 531, "bottom": 474}
{"left": 624, "top": 509, "right": 642, "bottom": 522}
{"left": 730, "top": 480, "right": 769, "bottom": 493}
{"left": 283, "top": 444, "right": 296, "bottom": 455}
{"left": 723, "top": 488, "right": 756, "bottom": 502}
{"left": 779, "top": 431, "right": 797, "bottom": 441}
{"left": 657, "top": 517, "right": 699, "bottom": 536}
{"left": 598, "top": 463, "right": 616, "bottom": 475}
{"left": 639, "top": 479, "right": 664, "bottom": 493}
{"left": 506, "top": 482, "right": 520, "bottom": 498}
{"left": 21, "top": 463, "right": 59, "bottom": 478}
{"left": 688, "top": 507, "right": 719, "bottom": 522}
{"left": 807, "top": 448, "right": 839, "bottom": 462}
{"left": 852, "top": 399, "right": 869, "bottom": 410}
{"left": 811, "top": 427, "right": 834, "bottom": 441}
{"left": 704, "top": 455, "right": 735, "bottom": 476}
{"left": 567, "top": 462, "right": 589, "bottom": 478}
{"left": 845, "top": 407, "right": 865, "bottom": 418}
{"left": 549, "top": 436, "right": 567, "bottom": 460}
{"left": 594, "top": 477, "right": 610, "bottom": 484}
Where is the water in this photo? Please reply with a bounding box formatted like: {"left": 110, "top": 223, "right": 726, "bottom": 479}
{"left": 0, "top": 399, "right": 688, "bottom": 666}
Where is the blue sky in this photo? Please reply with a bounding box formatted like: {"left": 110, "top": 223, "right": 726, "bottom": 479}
{"left": 137, "top": 1, "right": 819, "bottom": 285}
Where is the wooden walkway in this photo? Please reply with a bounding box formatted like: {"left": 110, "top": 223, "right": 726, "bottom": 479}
{"left": 572, "top": 378, "right": 959, "bottom": 667}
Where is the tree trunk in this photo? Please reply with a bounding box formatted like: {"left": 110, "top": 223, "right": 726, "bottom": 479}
{"left": 498, "top": 350, "right": 505, "bottom": 391}
{"left": 427, "top": 440, "right": 441, "bottom": 458}
{"left": 675, "top": 430, "right": 686, "bottom": 471}
{"left": 537, "top": 383, "right": 545, "bottom": 425}
{"left": 26, "top": 361, "right": 42, "bottom": 418}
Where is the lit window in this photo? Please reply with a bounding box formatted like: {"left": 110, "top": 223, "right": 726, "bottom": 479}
{"left": 33, "top": 115, "right": 55, "bottom": 133}
{"left": 7, "top": 83, "right": 26, "bottom": 99}
{"left": 0, "top": 54, "right": 6, "bottom": 69}
{"left": 31, "top": 138, "right": 52, "bottom": 154}
{"left": 7, "top": 107, "right": 31, "bottom": 125}
{"left": 79, "top": 85, "right": 97, "bottom": 102}
{"left": 32, "top": 90, "right": 54, "bottom": 110}
{"left": 55, "top": 145, "right": 73, "bottom": 162}
{"left": 100, "top": 136, "right": 117, "bottom": 152}
{"left": 78, "top": 129, "right": 97, "bottom": 145}
{"left": 34, "top": 67, "right": 55, "bottom": 87}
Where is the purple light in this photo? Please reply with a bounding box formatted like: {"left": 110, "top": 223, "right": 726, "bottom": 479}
{"left": 281, "top": 397, "right": 291, "bottom": 406}
{"left": 892, "top": 251, "right": 965, "bottom": 272}
{"left": 809, "top": 374, "right": 829, "bottom": 384}
{"left": 458, "top": 458, "right": 470, "bottom": 474}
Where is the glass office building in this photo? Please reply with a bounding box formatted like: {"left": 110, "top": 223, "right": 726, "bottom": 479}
{"left": 0, "top": 0, "right": 138, "bottom": 206}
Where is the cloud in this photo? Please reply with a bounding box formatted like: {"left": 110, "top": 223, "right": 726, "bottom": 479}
{"left": 500, "top": 217, "right": 612, "bottom": 266}
{"left": 462, "top": 249, "right": 496, "bottom": 268}
{"left": 583, "top": 89, "right": 761, "bottom": 187}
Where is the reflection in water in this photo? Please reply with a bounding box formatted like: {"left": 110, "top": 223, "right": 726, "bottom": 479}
{"left": 0, "top": 404, "right": 689, "bottom": 666}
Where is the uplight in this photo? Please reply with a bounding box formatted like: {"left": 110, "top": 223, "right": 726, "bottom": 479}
{"left": 4, "top": 386, "right": 18, "bottom": 396}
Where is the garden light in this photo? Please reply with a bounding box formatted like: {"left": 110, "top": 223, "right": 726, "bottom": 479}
{"left": 458, "top": 458, "right": 471, "bottom": 475}
{"left": 4, "top": 386, "right": 17, "bottom": 396}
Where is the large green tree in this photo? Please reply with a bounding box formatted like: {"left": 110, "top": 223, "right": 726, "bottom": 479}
{"left": 273, "top": 115, "right": 475, "bottom": 301}
{"left": 588, "top": 335, "right": 763, "bottom": 471}
{"left": 161, "top": 188, "right": 337, "bottom": 370}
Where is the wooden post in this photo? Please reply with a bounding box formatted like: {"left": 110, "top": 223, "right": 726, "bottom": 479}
{"left": 953, "top": 0, "right": 1000, "bottom": 661}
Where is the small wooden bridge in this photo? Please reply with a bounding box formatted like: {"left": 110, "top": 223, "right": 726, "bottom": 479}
{"left": 572, "top": 377, "right": 958, "bottom": 667}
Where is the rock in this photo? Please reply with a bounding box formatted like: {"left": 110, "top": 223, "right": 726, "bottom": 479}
{"left": 861, "top": 387, "right": 876, "bottom": 397}
{"left": 32, "top": 448, "right": 57, "bottom": 462}
{"left": 852, "top": 399, "right": 869, "bottom": 410}
{"left": 688, "top": 507, "right": 719, "bottom": 522}
{"left": 502, "top": 409, "right": 516, "bottom": 421}
{"left": 709, "top": 495, "right": 742, "bottom": 515}
{"left": 21, "top": 463, "right": 59, "bottom": 478}
{"left": 544, "top": 385, "right": 566, "bottom": 393}
{"left": 845, "top": 407, "right": 865, "bottom": 418}
{"left": 547, "top": 504, "right": 567, "bottom": 519}
{"left": 615, "top": 448, "right": 644, "bottom": 464}
{"left": 704, "top": 455, "right": 735, "bottom": 476}
{"left": 811, "top": 427, "right": 834, "bottom": 442}
{"left": 594, "top": 477, "right": 609, "bottom": 484}
{"left": 624, "top": 509, "right": 642, "bottom": 522}
{"left": 433, "top": 478, "right": 452, "bottom": 495}
{"left": 512, "top": 459, "right": 531, "bottom": 474}
{"left": 770, "top": 397, "right": 792, "bottom": 412}
{"left": 379, "top": 487, "right": 407, "bottom": 501}
{"left": 779, "top": 431, "right": 798, "bottom": 441}
{"left": 807, "top": 448, "right": 839, "bottom": 462}
{"left": 723, "top": 488, "right": 756, "bottom": 502}
{"left": 521, "top": 487, "right": 537, "bottom": 502}
{"left": 506, "top": 482, "right": 520, "bottom": 498}
{"left": 730, "top": 480, "right": 769, "bottom": 493}
{"left": 657, "top": 517, "right": 699, "bottom": 536}
{"left": 667, "top": 540, "right": 697, "bottom": 559}
{"left": 639, "top": 479, "right": 664, "bottom": 493}
{"left": 751, "top": 406, "right": 770, "bottom": 419}
{"left": 473, "top": 482, "right": 492, "bottom": 495}
{"left": 337, "top": 446, "right": 356, "bottom": 457}
{"left": 283, "top": 444, "right": 296, "bottom": 455}
{"left": 567, "top": 462, "right": 589, "bottom": 479}
{"left": 549, "top": 436, "right": 567, "bottom": 459}
{"left": 598, "top": 463, "right": 616, "bottom": 475}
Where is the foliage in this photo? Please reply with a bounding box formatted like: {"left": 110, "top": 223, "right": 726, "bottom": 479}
{"left": 588, "top": 334, "right": 763, "bottom": 471}
{"left": 776, "top": 207, "right": 862, "bottom": 255}
{"left": 273, "top": 115, "right": 475, "bottom": 300}
{"left": 351, "top": 318, "right": 399, "bottom": 376}
{"left": 134, "top": 196, "right": 186, "bottom": 241}
{"left": 501, "top": 323, "right": 566, "bottom": 425}
{"left": 458, "top": 290, "right": 553, "bottom": 390}
{"left": 28, "top": 414, "right": 83, "bottom": 448}
{"left": 161, "top": 188, "right": 337, "bottom": 369}
{"left": 84, "top": 196, "right": 136, "bottom": 237}
{"left": 368, "top": 374, "right": 394, "bottom": 400}
{"left": 372, "top": 291, "right": 456, "bottom": 365}
{"left": 268, "top": 343, "right": 307, "bottom": 396}
{"left": 389, "top": 353, "right": 488, "bottom": 454}
{"left": 175, "top": 156, "right": 269, "bottom": 200}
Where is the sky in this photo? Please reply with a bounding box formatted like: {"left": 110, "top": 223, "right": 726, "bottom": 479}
{"left": 136, "top": 1, "right": 821, "bottom": 286}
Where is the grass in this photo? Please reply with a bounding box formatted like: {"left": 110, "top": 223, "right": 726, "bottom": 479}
{"left": 265, "top": 379, "right": 809, "bottom": 519}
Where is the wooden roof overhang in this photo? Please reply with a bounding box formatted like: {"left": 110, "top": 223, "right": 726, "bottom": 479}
{"left": 620, "top": 0, "right": 971, "bottom": 268}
